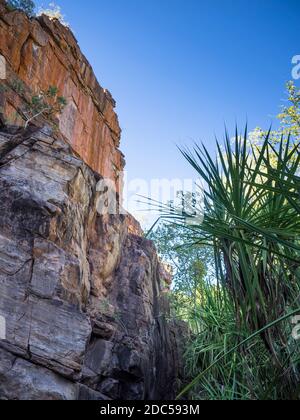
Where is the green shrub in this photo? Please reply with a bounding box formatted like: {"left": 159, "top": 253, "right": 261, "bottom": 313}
{"left": 24, "top": 85, "right": 67, "bottom": 128}
{"left": 6, "top": 0, "right": 36, "bottom": 17}
{"left": 173, "top": 131, "right": 300, "bottom": 399}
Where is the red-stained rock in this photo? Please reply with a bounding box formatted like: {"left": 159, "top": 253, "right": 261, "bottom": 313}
{"left": 0, "top": 1, "right": 186, "bottom": 401}
{"left": 0, "top": 0, "right": 124, "bottom": 188}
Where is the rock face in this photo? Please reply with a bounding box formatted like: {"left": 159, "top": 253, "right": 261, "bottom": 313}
{"left": 0, "top": 2, "right": 185, "bottom": 401}
{"left": 0, "top": 126, "right": 185, "bottom": 400}
{"left": 0, "top": 0, "right": 124, "bottom": 190}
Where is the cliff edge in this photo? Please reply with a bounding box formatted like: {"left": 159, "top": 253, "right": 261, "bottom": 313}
{"left": 0, "top": 2, "right": 186, "bottom": 400}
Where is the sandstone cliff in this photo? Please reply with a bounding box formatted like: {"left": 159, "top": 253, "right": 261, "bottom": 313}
{"left": 0, "top": 2, "right": 185, "bottom": 400}
{"left": 0, "top": 0, "right": 123, "bottom": 189}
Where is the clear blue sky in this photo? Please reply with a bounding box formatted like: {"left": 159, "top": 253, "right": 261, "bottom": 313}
{"left": 35, "top": 0, "right": 300, "bottom": 218}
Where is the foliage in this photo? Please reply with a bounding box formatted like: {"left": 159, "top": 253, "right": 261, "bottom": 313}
{"left": 278, "top": 81, "right": 300, "bottom": 138}
{"left": 156, "top": 128, "right": 300, "bottom": 399}
{"left": 249, "top": 81, "right": 300, "bottom": 148}
{"left": 37, "top": 2, "right": 69, "bottom": 27}
{"left": 6, "top": 0, "right": 69, "bottom": 26}
{"left": 9, "top": 77, "right": 25, "bottom": 96}
{"left": 183, "top": 298, "right": 300, "bottom": 400}
{"left": 6, "top": 0, "right": 35, "bottom": 17}
{"left": 24, "top": 85, "right": 67, "bottom": 128}
{"left": 149, "top": 222, "right": 214, "bottom": 328}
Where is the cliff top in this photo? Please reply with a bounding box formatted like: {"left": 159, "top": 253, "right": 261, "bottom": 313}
{"left": 0, "top": 0, "right": 124, "bottom": 187}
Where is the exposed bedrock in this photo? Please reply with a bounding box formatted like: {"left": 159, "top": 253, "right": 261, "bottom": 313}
{"left": 0, "top": 1, "right": 186, "bottom": 400}
{"left": 0, "top": 126, "right": 186, "bottom": 400}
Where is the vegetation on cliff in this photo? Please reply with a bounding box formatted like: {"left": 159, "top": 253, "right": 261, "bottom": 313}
{"left": 6, "top": 0, "right": 67, "bottom": 24}
{"left": 6, "top": 0, "right": 35, "bottom": 16}
{"left": 1, "top": 0, "right": 299, "bottom": 401}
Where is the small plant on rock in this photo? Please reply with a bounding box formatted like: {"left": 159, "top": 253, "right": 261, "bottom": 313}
{"left": 23, "top": 85, "right": 67, "bottom": 129}
{"left": 9, "top": 77, "right": 25, "bottom": 95}
{"left": 6, "top": 0, "right": 36, "bottom": 17}
{"left": 37, "top": 2, "right": 69, "bottom": 27}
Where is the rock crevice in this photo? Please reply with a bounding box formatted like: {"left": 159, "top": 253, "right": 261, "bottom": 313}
{"left": 0, "top": 127, "right": 185, "bottom": 400}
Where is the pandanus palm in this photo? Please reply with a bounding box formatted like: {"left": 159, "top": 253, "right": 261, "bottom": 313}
{"left": 162, "top": 129, "right": 300, "bottom": 398}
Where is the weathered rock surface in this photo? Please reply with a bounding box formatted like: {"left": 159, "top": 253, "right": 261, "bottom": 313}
{"left": 0, "top": 125, "right": 185, "bottom": 400}
{"left": 0, "top": 130, "right": 184, "bottom": 400}
{"left": 0, "top": 0, "right": 124, "bottom": 190}
{"left": 0, "top": 2, "right": 186, "bottom": 401}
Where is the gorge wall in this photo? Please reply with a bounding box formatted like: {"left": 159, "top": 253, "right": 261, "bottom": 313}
{"left": 0, "top": 2, "right": 185, "bottom": 400}
{"left": 0, "top": 0, "right": 123, "bottom": 189}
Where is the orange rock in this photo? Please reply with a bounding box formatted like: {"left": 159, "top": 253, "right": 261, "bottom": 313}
{"left": 0, "top": 0, "right": 124, "bottom": 189}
